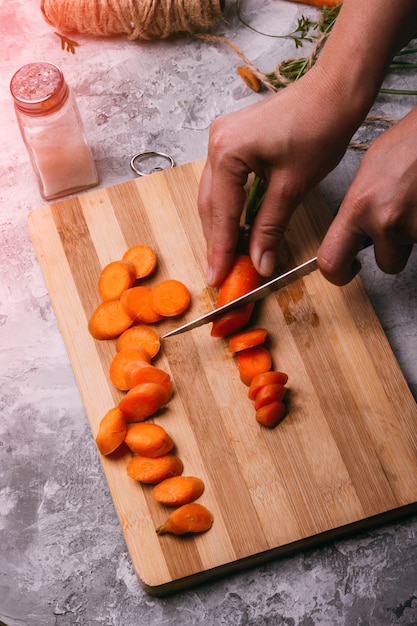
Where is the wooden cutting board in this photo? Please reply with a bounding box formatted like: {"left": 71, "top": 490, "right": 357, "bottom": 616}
{"left": 28, "top": 159, "right": 417, "bottom": 596}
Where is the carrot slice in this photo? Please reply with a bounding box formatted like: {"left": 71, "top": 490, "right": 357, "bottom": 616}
{"left": 122, "top": 359, "right": 153, "bottom": 390}
{"left": 115, "top": 325, "right": 161, "bottom": 358}
{"left": 124, "top": 422, "right": 174, "bottom": 457}
{"left": 255, "top": 401, "right": 287, "bottom": 428}
{"left": 95, "top": 407, "right": 127, "bottom": 455}
{"left": 151, "top": 279, "right": 191, "bottom": 317}
{"left": 228, "top": 328, "right": 268, "bottom": 353}
{"left": 88, "top": 299, "right": 134, "bottom": 340}
{"left": 118, "top": 382, "right": 172, "bottom": 422}
{"left": 211, "top": 303, "right": 256, "bottom": 338}
{"left": 237, "top": 66, "right": 261, "bottom": 93}
{"left": 109, "top": 347, "right": 151, "bottom": 391}
{"left": 152, "top": 476, "right": 205, "bottom": 507}
{"left": 98, "top": 260, "right": 136, "bottom": 301}
{"left": 211, "top": 255, "right": 261, "bottom": 337}
{"left": 237, "top": 345, "right": 272, "bottom": 386}
{"left": 120, "top": 285, "right": 163, "bottom": 324}
{"left": 156, "top": 503, "right": 213, "bottom": 535}
{"left": 127, "top": 453, "right": 183, "bottom": 484}
{"left": 254, "top": 383, "right": 287, "bottom": 410}
{"left": 129, "top": 364, "right": 173, "bottom": 395}
{"left": 248, "top": 371, "right": 289, "bottom": 401}
{"left": 122, "top": 245, "right": 157, "bottom": 279}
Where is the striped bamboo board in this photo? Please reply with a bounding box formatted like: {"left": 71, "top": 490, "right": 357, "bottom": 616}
{"left": 28, "top": 159, "right": 417, "bottom": 596}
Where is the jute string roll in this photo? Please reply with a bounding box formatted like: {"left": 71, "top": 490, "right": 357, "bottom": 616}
{"left": 40, "top": 0, "right": 224, "bottom": 40}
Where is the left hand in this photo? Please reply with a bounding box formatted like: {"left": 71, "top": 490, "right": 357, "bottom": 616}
{"left": 318, "top": 107, "right": 417, "bottom": 285}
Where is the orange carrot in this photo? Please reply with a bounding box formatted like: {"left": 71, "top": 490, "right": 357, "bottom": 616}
{"left": 120, "top": 285, "right": 163, "bottom": 324}
{"left": 124, "top": 422, "right": 174, "bottom": 457}
{"left": 88, "top": 299, "right": 134, "bottom": 340}
{"left": 122, "top": 359, "right": 153, "bottom": 390}
{"left": 255, "top": 401, "right": 287, "bottom": 428}
{"left": 115, "top": 325, "right": 161, "bottom": 358}
{"left": 228, "top": 328, "right": 268, "bottom": 353}
{"left": 152, "top": 476, "right": 205, "bottom": 507}
{"left": 126, "top": 453, "right": 184, "bottom": 484}
{"left": 109, "top": 347, "right": 151, "bottom": 391}
{"left": 237, "top": 66, "right": 261, "bottom": 93}
{"left": 156, "top": 503, "right": 213, "bottom": 535}
{"left": 129, "top": 364, "right": 173, "bottom": 395}
{"left": 248, "top": 370, "right": 289, "bottom": 400}
{"left": 95, "top": 407, "right": 127, "bottom": 455}
{"left": 237, "top": 345, "right": 272, "bottom": 386}
{"left": 118, "top": 382, "right": 172, "bottom": 422}
{"left": 151, "top": 279, "right": 191, "bottom": 317}
{"left": 211, "top": 255, "right": 261, "bottom": 338}
{"left": 254, "top": 383, "right": 287, "bottom": 411}
{"left": 122, "top": 245, "right": 157, "bottom": 279}
{"left": 98, "top": 260, "right": 136, "bottom": 301}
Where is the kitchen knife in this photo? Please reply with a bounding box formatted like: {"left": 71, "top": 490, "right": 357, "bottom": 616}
{"left": 162, "top": 256, "right": 318, "bottom": 338}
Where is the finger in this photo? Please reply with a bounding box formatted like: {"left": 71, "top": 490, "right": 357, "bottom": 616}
{"left": 197, "top": 159, "right": 248, "bottom": 287}
{"left": 197, "top": 160, "right": 214, "bottom": 244}
{"left": 317, "top": 215, "right": 367, "bottom": 286}
{"left": 373, "top": 240, "right": 413, "bottom": 274}
{"left": 249, "top": 178, "right": 300, "bottom": 277}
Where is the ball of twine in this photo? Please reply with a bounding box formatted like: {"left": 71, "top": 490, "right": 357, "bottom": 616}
{"left": 40, "top": 0, "right": 224, "bottom": 40}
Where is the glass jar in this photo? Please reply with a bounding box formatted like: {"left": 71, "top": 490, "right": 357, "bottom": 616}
{"left": 10, "top": 62, "right": 98, "bottom": 201}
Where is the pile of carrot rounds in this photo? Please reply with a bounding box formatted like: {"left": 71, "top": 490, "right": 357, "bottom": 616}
{"left": 228, "top": 328, "right": 289, "bottom": 428}
{"left": 90, "top": 244, "right": 213, "bottom": 536}
{"left": 210, "top": 252, "right": 290, "bottom": 428}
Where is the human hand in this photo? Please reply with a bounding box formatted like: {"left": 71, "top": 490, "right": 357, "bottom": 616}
{"left": 317, "top": 108, "right": 417, "bottom": 285}
{"left": 198, "top": 68, "right": 362, "bottom": 287}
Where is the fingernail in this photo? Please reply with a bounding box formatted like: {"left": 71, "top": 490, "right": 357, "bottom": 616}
{"left": 206, "top": 265, "right": 214, "bottom": 285}
{"left": 259, "top": 251, "right": 275, "bottom": 276}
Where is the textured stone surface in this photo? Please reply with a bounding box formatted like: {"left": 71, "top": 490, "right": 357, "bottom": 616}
{"left": 0, "top": 1, "right": 416, "bottom": 625}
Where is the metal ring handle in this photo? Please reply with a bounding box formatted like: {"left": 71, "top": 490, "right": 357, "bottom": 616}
{"left": 130, "top": 151, "right": 175, "bottom": 176}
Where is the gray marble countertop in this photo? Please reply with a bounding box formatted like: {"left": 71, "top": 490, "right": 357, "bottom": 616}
{"left": 1, "top": 1, "right": 416, "bottom": 624}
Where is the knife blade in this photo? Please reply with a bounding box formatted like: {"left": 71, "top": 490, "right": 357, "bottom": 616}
{"left": 162, "top": 256, "right": 318, "bottom": 338}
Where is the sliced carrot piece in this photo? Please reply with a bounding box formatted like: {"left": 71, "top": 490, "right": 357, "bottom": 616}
{"left": 211, "top": 303, "right": 255, "bottom": 338}
{"left": 124, "top": 422, "right": 174, "bottom": 457}
{"left": 115, "top": 325, "right": 161, "bottom": 358}
{"left": 95, "top": 407, "right": 127, "bottom": 455}
{"left": 156, "top": 503, "right": 213, "bottom": 535}
{"left": 120, "top": 285, "right": 163, "bottom": 324}
{"left": 151, "top": 279, "right": 191, "bottom": 317}
{"left": 122, "top": 245, "right": 157, "bottom": 279}
{"left": 237, "top": 345, "right": 272, "bottom": 386}
{"left": 118, "top": 382, "right": 172, "bottom": 422}
{"left": 248, "top": 371, "right": 289, "bottom": 401}
{"left": 126, "top": 453, "right": 183, "bottom": 484}
{"left": 98, "top": 260, "right": 136, "bottom": 301}
{"left": 237, "top": 66, "right": 261, "bottom": 93}
{"left": 254, "top": 383, "right": 287, "bottom": 411}
{"left": 255, "top": 401, "right": 287, "bottom": 428}
{"left": 109, "top": 347, "right": 151, "bottom": 391}
{"left": 228, "top": 328, "right": 268, "bottom": 353}
{"left": 152, "top": 476, "right": 205, "bottom": 507}
{"left": 122, "top": 359, "right": 153, "bottom": 390}
{"left": 129, "top": 364, "right": 173, "bottom": 395}
{"left": 88, "top": 299, "right": 134, "bottom": 340}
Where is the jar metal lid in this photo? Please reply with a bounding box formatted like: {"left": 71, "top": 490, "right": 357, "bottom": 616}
{"left": 10, "top": 62, "right": 69, "bottom": 115}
